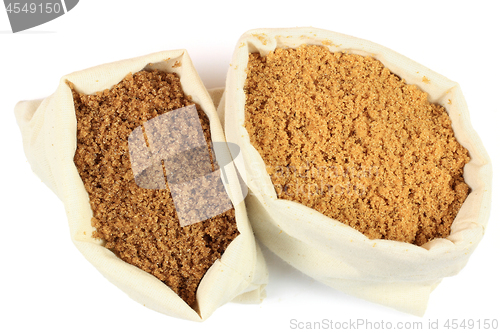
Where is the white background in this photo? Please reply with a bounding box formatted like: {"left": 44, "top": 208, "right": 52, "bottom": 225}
{"left": 1, "top": 1, "right": 499, "bottom": 332}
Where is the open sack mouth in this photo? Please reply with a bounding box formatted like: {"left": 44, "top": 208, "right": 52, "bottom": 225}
{"left": 221, "top": 28, "right": 492, "bottom": 316}
{"left": 71, "top": 69, "right": 241, "bottom": 310}
{"left": 15, "top": 50, "right": 267, "bottom": 321}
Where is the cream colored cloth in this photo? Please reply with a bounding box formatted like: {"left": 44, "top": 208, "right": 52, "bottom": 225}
{"left": 221, "top": 28, "right": 492, "bottom": 316}
{"left": 15, "top": 50, "right": 268, "bottom": 321}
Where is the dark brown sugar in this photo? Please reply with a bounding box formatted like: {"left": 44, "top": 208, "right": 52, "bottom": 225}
{"left": 244, "top": 45, "right": 470, "bottom": 246}
{"left": 72, "top": 69, "right": 238, "bottom": 309}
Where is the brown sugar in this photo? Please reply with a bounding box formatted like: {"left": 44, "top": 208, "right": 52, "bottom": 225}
{"left": 244, "top": 45, "right": 470, "bottom": 246}
{"left": 72, "top": 69, "right": 238, "bottom": 309}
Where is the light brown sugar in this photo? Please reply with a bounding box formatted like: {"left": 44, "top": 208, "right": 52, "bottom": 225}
{"left": 245, "top": 45, "right": 470, "bottom": 245}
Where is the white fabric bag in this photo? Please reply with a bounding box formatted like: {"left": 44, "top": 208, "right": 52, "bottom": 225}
{"left": 15, "top": 50, "right": 268, "bottom": 321}
{"left": 221, "top": 28, "right": 492, "bottom": 316}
